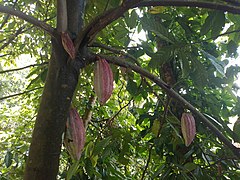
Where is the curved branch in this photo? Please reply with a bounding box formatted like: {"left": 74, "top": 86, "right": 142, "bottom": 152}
{"left": 74, "top": 0, "right": 143, "bottom": 51}
{"left": 76, "top": 0, "right": 240, "bottom": 51}
{"left": 95, "top": 54, "right": 240, "bottom": 158}
{"left": 135, "top": 0, "right": 240, "bottom": 14}
{"left": 0, "top": 5, "right": 55, "bottom": 36}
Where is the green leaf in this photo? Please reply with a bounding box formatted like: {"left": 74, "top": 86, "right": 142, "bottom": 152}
{"left": 4, "top": 151, "right": 13, "bottom": 168}
{"left": 178, "top": 50, "right": 190, "bottom": 77}
{"left": 200, "top": 11, "right": 225, "bottom": 37}
{"left": 40, "top": 68, "right": 48, "bottom": 82}
{"left": 141, "top": 16, "right": 175, "bottom": 44}
{"left": 125, "top": 10, "right": 138, "bottom": 29}
{"left": 190, "top": 58, "right": 207, "bottom": 89}
{"left": 93, "top": 137, "right": 111, "bottom": 156}
{"left": 227, "top": 40, "right": 238, "bottom": 57}
{"left": 200, "top": 13, "right": 214, "bottom": 36}
{"left": 126, "top": 78, "right": 138, "bottom": 96}
{"left": 184, "top": 162, "right": 197, "bottom": 172}
{"left": 66, "top": 160, "right": 80, "bottom": 180}
{"left": 211, "top": 11, "right": 225, "bottom": 38}
{"left": 90, "top": 155, "right": 98, "bottom": 167}
{"left": 200, "top": 49, "right": 225, "bottom": 76}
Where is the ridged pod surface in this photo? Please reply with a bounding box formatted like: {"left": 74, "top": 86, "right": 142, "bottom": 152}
{"left": 61, "top": 32, "right": 76, "bottom": 59}
{"left": 64, "top": 108, "right": 85, "bottom": 160}
{"left": 181, "top": 113, "right": 196, "bottom": 146}
{"left": 94, "top": 58, "right": 113, "bottom": 105}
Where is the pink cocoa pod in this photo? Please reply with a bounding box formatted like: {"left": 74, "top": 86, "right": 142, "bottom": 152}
{"left": 181, "top": 113, "right": 196, "bottom": 146}
{"left": 64, "top": 108, "right": 85, "bottom": 160}
{"left": 61, "top": 32, "right": 76, "bottom": 59}
{"left": 94, "top": 58, "right": 113, "bottom": 105}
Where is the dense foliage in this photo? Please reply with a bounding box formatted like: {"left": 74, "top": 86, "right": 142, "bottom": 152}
{"left": 1, "top": 0, "right": 240, "bottom": 179}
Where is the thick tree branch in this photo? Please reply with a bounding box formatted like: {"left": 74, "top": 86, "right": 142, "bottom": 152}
{"left": 135, "top": 0, "right": 240, "bottom": 14}
{"left": 0, "top": 62, "right": 48, "bottom": 74}
{"left": 90, "top": 42, "right": 139, "bottom": 65}
{"left": 95, "top": 54, "right": 240, "bottom": 158}
{"left": 0, "top": 5, "right": 55, "bottom": 36}
{"left": 76, "top": 0, "right": 240, "bottom": 53}
{"left": 222, "top": 0, "right": 240, "bottom": 6}
{"left": 74, "top": 0, "right": 143, "bottom": 51}
{"left": 0, "top": 87, "right": 43, "bottom": 101}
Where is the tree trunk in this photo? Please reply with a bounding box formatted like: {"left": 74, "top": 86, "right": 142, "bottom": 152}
{"left": 24, "top": 37, "right": 78, "bottom": 179}
{"left": 24, "top": 0, "right": 85, "bottom": 178}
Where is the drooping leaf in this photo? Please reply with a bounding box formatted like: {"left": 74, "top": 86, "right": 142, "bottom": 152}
{"left": 200, "top": 11, "right": 225, "bottom": 38}
{"left": 141, "top": 16, "right": 175, "bottom": 44}
{"left": 4, "top": 151, "right": 13, "bottom": 168}
{"left": 200, "top": 49, "right": 225, "bottom": 76}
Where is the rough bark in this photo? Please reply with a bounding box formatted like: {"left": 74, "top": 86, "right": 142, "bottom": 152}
{"left": 24, "top": 0, "right": 86, "bottom": 178}
{"left": 24, "top": 37, "right": 79, "bottom": 179}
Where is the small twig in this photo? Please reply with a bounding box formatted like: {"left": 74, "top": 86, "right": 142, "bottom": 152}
{"left": 0, "top": 87, "right": 43, "bottom": 101}
{"left": 117, "top": 80, "right": 125, "bottom": 107}
{"left": 191, "top": 28, "right": 240, "bottom": 44}
{"left": 83, "top": 94, "right": 97, "bottom": 128}
{"left": 0, "top": 26, "right": 25, "bottom": 51}
{"left": 157, "top": 97, "right": 171, "bottom": 137}
{"left": 0, "top": 62, "right": 48, "bottom": 74}
{"left": 0, "top": 54, "right": 10, "bottom": 58}
{"left": 104, "top": 0, "right": 111, "bottom": 12}
{"left": 107, "top": 98, "right": 133, "bottom": 126}
{"left": 195, "top": 143, "right": 211, "bottom": 166}
{"left": 141, "top": 144, "right": 154, "bottom": 180}
{"left": 0, "top": 0, "right": 18, "bottom": 29}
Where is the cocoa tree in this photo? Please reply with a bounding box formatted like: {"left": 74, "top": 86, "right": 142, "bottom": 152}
{"left": 1, "top": 0, "right": 240, "bottom": 179}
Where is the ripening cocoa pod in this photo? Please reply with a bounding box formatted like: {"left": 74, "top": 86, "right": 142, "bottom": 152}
{"left": 64, "top": 108, "right": 85, "bottom": 160}
{"left": 61, "top": 32, "right": 76, "bottom": 59}
{"left": 181, "top": 113, "right": 196, "bottom": 146}
{"left": 94, "top": 58, "right": 113, "bottom": 105}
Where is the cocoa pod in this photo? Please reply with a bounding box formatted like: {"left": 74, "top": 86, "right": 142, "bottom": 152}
{"left": 61, "top": 32, "right": 76, "bottom": 59}
{"left": 94, "top": 58, "right": 113, "bottom": 105}
{"left": 181, "top": 113, "right": 196, "bottom": 146}
{"left": 64, "top": 108, "right": 85, "bottom": 160}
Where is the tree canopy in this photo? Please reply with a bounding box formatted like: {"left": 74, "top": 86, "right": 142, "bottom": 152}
{"left": 0, "top": 0, "right": 240, "bottom": 179}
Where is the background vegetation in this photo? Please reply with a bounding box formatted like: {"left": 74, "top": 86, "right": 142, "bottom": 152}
{"left": 0, "top": 0, "right": 240, "bottom": 179}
